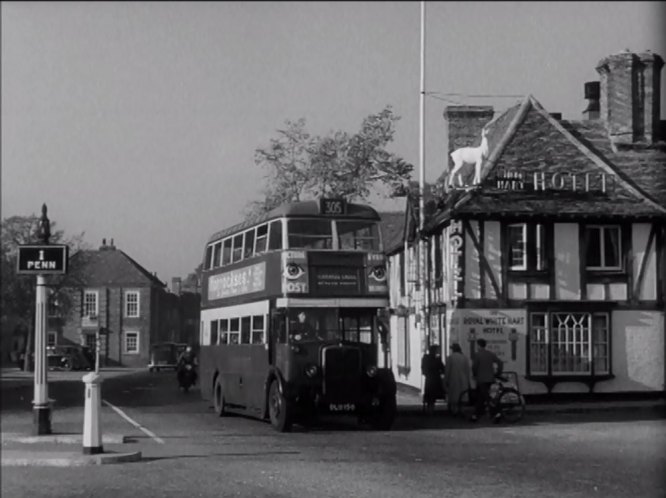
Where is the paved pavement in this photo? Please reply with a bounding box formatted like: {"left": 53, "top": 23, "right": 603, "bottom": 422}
{"left": 1, "top": 367, "right": 664, "bottom": 467}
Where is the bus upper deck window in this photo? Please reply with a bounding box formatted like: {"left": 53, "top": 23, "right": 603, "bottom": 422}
{"left": 288, "top": 219, "right": 333, "bottom": 249}
{"left": 255, "top": 224, "right": 268, "bottom": 254}
{"left": 205, "top": 245, "right": 213, "bottom": 269}
{"left": 232, "top": 234, "right": 243, "bottom": 263}
{"left": 212, "top": 242, "right": 222, "bottom": 268}
{"left": 244, "top": 230, "right": 255, "bottom": 259}
{"left": 268, "top": 220, "right": 282, "bottom": 250}
{"left": 337, "top": 220, "right": 380, "bottom": 251}
{"left": 222, "top": 238, "right": 232, "bottom": 265}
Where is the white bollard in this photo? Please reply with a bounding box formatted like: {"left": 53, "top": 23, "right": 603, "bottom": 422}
{"left": 82, "top": 372, "right": 103, "bottom": 454}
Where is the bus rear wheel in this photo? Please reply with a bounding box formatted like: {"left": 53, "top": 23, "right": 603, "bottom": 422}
{"left": 213, "top": 377, "right": 227, "bottom": 417}
{"left": 268, "top": 380, "right": 293, "bottom": 432}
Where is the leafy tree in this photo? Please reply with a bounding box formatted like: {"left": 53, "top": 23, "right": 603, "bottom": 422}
{"left": 247, "top": 106, "right": 413, "bottom": 217}
{"left": 1, "top": 213, "right": 88, "bottom": 369}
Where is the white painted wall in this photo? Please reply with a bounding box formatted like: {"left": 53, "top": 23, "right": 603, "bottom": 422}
{"left": 465, "top": 221, "right": 481, "bottom": 299}
{"left": 632, "top": 224, "right": 658, "bottom": 301}
{"left": 598, "top": 310, "right": 665, "bottom": 392}
{"left": 554, "top": 223, "right": 581, "bottom": 300}
{"left": 484, "top": 221, "right": 502, "bottom": 300}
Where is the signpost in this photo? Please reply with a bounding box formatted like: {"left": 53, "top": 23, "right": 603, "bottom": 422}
{"left": 16, "top": 204, "right": 68, "bottom": 435}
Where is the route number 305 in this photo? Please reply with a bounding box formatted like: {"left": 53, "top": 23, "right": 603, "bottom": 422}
{"left": 320, "top": 198, "right": 346, "bottom": 216}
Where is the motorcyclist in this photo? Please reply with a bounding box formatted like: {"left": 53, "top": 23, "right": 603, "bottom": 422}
{"left": 176, "top": 345, "right": 198, "bottom": 387}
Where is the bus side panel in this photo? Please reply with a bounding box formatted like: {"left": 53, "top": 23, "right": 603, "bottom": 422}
{"left": 245, "top": 345, "right": 271, "bottom": 416}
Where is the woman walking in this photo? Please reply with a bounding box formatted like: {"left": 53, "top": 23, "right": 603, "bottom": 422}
{"left": 445, "top": 343, "right": 471, "bottom": 416}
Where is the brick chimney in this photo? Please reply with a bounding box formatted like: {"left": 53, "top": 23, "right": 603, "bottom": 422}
{"left": 443, "top": 106, "right": 494, "bottom": 171}
{"left": 596, "top": 50, "right": 664, "bottom": 145}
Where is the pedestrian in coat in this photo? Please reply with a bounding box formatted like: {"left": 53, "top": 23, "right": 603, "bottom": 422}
{"left": 445, "top": 343, "right": 471, "bottom": 416}
{"left": 471, "top": 338, "right": 503, "bottom": 422}
{"left": 421, "top": 344, "right": 445, "bottom": 414}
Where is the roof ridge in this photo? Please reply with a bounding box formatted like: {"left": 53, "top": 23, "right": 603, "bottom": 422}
{"left": 528, "top": 99, "right": 666, "bottom": 214}
{"left": 118, "top": 250, "right": 165, "bottom": 287}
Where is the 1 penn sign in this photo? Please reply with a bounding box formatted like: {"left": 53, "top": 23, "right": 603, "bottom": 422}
{"left": 17, "top": 245, "right": 68, "bottom": 274}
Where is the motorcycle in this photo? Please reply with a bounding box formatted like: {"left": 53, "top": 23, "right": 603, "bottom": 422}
{"left": 177, "top": 363, "right": 197, "bottom": 392}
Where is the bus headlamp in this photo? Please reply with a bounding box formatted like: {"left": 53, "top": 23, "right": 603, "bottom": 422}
{"left": 366, "top": 365, "right": 378, "bottom": 378}
{"left": 305, "top": 364, "right": 319, "bottom": 378}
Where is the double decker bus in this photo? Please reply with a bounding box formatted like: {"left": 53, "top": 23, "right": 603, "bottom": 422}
{"left": 199, "top": 198, "right": 396, "bottom": 432}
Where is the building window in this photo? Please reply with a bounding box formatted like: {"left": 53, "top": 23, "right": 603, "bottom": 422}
{"left": 528, "top": 311, "right": 610, "bottom": 376}
{"left": 84, "top": 333, "right": 96, "bottom": 350}
{"left": 507, "top": 223, "right": 547, "bottom": 271}
{"left": 585, "top": 225, "right": 621, "bottom": 270}
{"left": 47, "top": 331, "right": 57, "bottom": 347}
{"left": 83, "top": 291, "right": 98, "bottom": 318}
{"left": 123, "top": 331, "right": 139, "bottom": 354}
{"left": 397, "top": 316, "right": 410, "bottom": 372}
{"left": 252, "top": 315, "right": 265, "bottom": 344}
{"left": 125, "top": 291, "right": 140, "bottom": 318}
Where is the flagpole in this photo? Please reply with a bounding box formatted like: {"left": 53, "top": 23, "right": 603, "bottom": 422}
{"left": 418, "top": 0, "right": 428, "bottom": 350}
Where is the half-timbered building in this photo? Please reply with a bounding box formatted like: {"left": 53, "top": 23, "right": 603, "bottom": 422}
{"left": 388, "top": 50, "right": 666, "bottom": 399}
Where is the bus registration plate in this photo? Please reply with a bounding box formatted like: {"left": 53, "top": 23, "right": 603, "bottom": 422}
{"left": 329, "top": 403, "right": 355, "bottom": 412}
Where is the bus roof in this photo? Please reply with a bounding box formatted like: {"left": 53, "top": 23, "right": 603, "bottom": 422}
{"left": 207, "top": 200, "right": 380, "bottom": 243}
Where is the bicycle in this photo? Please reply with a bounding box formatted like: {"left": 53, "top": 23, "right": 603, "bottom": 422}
{"left": 457, "top": 371, "right": 526, "bottom": 423}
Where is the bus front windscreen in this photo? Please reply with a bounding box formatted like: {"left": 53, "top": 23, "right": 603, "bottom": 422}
{"left": 336, "top": 220, "right": 381, "bottom": 251}
{"left": 287, "top": 308, "right": 375, "bottom": 344}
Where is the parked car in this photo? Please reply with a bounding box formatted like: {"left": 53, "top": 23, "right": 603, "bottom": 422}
{"left": 47, "top": 345, "right": 95, "bottom": 371}
{"left": 148, "top": 342, "right": 188, "bottom": 372}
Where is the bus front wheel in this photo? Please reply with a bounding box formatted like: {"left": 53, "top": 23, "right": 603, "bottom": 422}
{"left": 213, "top": 377, "right": 227, "bottom": 417}
{"left": 268, "top": 380, "right": 293, "bottom": 432}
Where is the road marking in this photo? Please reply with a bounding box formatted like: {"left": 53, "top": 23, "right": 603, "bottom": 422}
{"left": 102, "top": 400, "right": 165, "bottom": 444}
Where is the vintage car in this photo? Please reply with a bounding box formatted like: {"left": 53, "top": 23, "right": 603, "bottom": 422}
{"left": 148, "top": 342, "right": 188, "bottom": 372}
{"left": 47, "top": 345, "right": 95, "bottom": 371}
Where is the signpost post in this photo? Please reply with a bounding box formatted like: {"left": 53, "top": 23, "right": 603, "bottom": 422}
{"left": 16, "top": 204, "right": 68, "bottom": 435}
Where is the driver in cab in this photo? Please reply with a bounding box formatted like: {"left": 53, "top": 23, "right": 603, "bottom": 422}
{"left": 290, "top": 311, "right": 323, "bottom": 342}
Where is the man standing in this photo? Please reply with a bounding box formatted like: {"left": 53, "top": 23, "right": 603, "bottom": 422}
{"left": 471, "top": 338, "right": 503, "bottom": 422}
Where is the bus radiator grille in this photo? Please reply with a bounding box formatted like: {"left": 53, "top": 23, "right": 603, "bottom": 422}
{"left": 322, "top": 346, "right": 362, "bottom": 402}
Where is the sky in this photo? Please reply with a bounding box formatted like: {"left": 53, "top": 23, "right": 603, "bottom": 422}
{"left": 2, "top": 1, "right": 665, "bottom": 285}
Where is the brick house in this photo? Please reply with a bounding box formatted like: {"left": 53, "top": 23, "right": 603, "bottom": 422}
{"left": 388, "top": 50, "right": 666, "bottom": 399}
{"left": 51, "top": 239, "right": 176, "bottom": 368}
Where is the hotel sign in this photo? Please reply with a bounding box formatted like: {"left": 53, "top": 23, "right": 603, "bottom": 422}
{"left": 17, "top": 245, "right": 68, "bottom": 274}
{"left": 491, "top": 169, "right": 615, "bottom": 193}
{"left": 208, "top": 262, "right": 266, "bottom": 300}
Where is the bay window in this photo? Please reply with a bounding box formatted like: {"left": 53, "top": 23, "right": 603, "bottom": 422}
{"left": 528, "top": 311, "right": 610, "bottom": 376}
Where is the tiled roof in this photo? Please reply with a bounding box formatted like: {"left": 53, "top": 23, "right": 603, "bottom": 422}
{"left": 64, "top": 248, "right": 165, "bottom": 288}
{"left": 434, "top": 95, "right": 666, "bottom": 222}
{"left": 560, "top": 120, "right": 666, "bottom": 208}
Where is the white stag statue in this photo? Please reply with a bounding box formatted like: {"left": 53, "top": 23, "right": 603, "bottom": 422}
{"left": 448, "top": 127, "right": 489, "bottom": 187}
